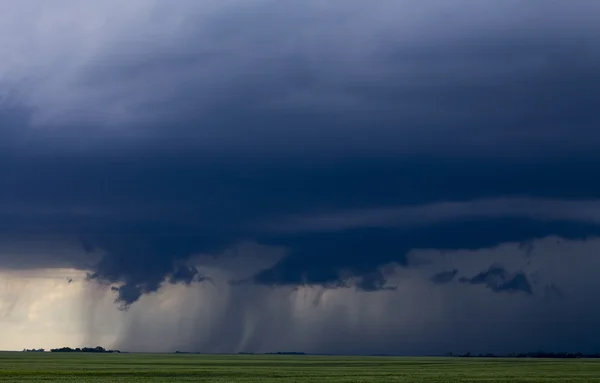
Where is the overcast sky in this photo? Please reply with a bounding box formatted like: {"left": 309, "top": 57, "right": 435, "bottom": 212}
{"left": 2, "top": 0, "right": 600, "bottom": 354}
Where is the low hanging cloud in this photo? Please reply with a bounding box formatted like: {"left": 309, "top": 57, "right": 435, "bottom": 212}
{"left": 272, "top": 198, "right": 600, "bottom": 233}
{"left": 3, "top": 236, "right": 600, "bottom": 355}
{"left": 1, "top": 0, "right": 600, "bottom": 353}
{"left": 458, "top": 266, "right": 533, "bottom": 295}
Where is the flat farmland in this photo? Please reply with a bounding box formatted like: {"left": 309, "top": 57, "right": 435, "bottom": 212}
{"left": 1, "top": 352, "right": 600, "bottom": 382}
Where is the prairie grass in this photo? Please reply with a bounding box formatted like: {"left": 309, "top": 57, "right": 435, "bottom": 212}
{"left": 1, "top": 352, "right": 599, "bottom": 382}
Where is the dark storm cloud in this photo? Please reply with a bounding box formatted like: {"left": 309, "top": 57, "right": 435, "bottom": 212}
{"left": 108, "top": 264, "right": 208, "bottom": 309}
{"left": 253, "top": 219, "right": 600, "bottom": 289}
{"left": 169, "top": 265, "right": 204, "bottom": 285}
{"left": 459, "top": 266, "right": 533, "bottom": 295}
{"left": 4, "top": 150, "right": 600, "bottom": 303}
{"left": 430, "top": 270, "right": 458, "bottom": 285}
{"left": 79, "top": 233, "right": 226, "bottom": 305}
{"left": 544, "top": 283, "right": 564, "bottom": 299}
{"left": 1, "top": 0, "right": 600, "bottom": 310}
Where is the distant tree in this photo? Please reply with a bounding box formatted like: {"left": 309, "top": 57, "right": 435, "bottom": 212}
{"left": 50, "top": 346, "right": 120, "bottom": 353}
{"left": 448, "top": 351, "right": 600, "bottom": 359}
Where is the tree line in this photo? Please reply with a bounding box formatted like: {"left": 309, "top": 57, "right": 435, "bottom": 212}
{"left": 452, "top": 351, "right": 600, "bottom": 358}
{"left": 23, "top": 346, "right": 120, "bottom": 353}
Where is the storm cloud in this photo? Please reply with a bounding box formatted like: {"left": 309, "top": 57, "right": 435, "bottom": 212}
{"left": 2, "top": 0, "right": 600, "bottom": 354}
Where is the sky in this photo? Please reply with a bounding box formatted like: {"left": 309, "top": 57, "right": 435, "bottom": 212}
{"left": 2, "top": 0, "right": 600, "bottom": 354}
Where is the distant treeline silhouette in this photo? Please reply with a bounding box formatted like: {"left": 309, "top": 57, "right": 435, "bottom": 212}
{"left": 235, "top": 352, "right": 306, "bottom": 355}
{"left": 175, "top": 351, "right": 306, "bottom": 355}
{"left": 452, "top": 351, "right": 600, "bottom": 358}
{"left": 49, "top": 346, "right": 120, "bottom": 353}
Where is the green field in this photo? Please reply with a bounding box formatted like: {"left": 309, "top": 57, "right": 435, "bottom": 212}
{"left": 1, "top": 352, "right": 600, "bottom": 382}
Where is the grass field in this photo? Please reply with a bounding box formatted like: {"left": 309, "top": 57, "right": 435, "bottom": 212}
{"left": 1, "top": 352, "right": 600, "bottom": 382}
